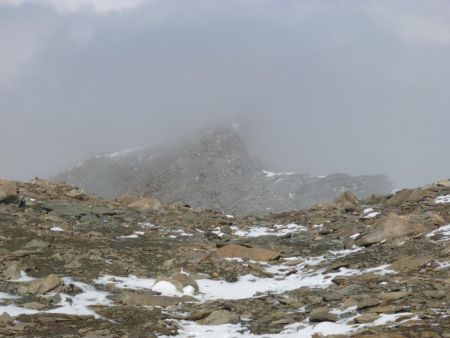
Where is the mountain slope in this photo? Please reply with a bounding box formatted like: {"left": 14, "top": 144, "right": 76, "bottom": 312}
{"left": 55, "top": 125, "right": 393, "bottom": 214}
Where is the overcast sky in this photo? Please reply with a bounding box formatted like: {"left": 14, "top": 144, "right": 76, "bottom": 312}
{"left": 0, "top": 0, "right": 449, "bottom": 188}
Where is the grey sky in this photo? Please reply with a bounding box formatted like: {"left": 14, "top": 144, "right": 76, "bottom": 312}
{"left": 0, "top": 0, "right": 449, "bottom": 188}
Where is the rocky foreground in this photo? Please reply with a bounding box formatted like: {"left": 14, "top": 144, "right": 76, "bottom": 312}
{"left": 0, "top": 178, "right": 449, "bottom": 337}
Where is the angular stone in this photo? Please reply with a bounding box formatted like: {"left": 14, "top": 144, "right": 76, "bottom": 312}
{"left": 386, "top": 188, "right": 433, "bottom": 206}
{"left": 354, "top": 313, "right": 379, "bottom": 324}
{"left": 309, "top": 308, "right": 338, "bottom": 322}
{"left": 21, "top": 274, "right": 62, "bottom": 295}
{"left": 356, "top": 213, "right": 431, "bottom": 246}
{"left": 0, "top": 312, "right": 13, "bottom": 324}
{"left": 379, "top": 291, "right": 411, "bottom": 302}
{"left": 330, "top": 191, "right": 360, "bottom": 210}
{"left": 22, "top": 302, "right": 47, "bottom": 310}
{"left": 390, "top": 256, "right": 433, "bottom": 272}
{"left": 216, "top": 244, "right": 280, "bottom": 262}
{"left": 357, "top": 296, "right": 381, "bottom": 310}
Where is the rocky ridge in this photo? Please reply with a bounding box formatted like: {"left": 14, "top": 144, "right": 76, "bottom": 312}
{"left": 55, "top": 125, "right": 393, "bottom": 215}
{"left": 0, "top": 177, "right": 449, "bottom": 337}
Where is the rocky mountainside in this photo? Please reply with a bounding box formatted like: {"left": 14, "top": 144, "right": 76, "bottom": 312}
{"left": 0, "top": 178, "right": 449, "bottom": 337}
{"left": 55, "top": 125, "right": 393, "bottom": 215}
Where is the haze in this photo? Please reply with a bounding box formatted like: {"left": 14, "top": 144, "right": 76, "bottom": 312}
{"left": 1, "top": 0, "right": 449, "bottom": 189}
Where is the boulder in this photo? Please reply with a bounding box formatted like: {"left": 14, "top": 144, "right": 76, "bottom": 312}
{"left": 0, "top": 312, "right": 13, "bottom": 324}
{"left": 390, "top": 255, "right": 433, "bottom": 272}
{"left": 356, "top": 213, "right": 431, "bottom": 246}
{"left": 216, "top": 244, "right": 280, "bottom": 262}
{"left": 354, "top": 313, "right": 379, "bottom": 324}
{"left": 309, "top": 308, "right": 338, "bottom": 322}
{"left": 386, "top": 189, "right": 433, "bottom": 206}
{"left": 21, "top": 274, "right": 62, "bottom": 295}
{"left": 0, "top": 180, "right": 18, "bottom": 204}
{"left": 199, "top": 310, "right": 239, "bottom": 325}
{"left": 330, "top": 191, "right": 360, "bottom": 210}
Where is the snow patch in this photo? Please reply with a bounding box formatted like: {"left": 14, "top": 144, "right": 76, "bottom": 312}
{"left": 263, "top": 170, "right": 295, "bottom": 178}
{"left": 435, "top": 195, "right": 450, "bottom": 204}
{"left": 232, "top": 223, "right": 306, "bottom": 237}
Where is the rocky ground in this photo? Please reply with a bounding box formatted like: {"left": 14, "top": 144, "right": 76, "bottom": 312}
{"left": 0, "top": 178, "right": 449, "bottom": 337}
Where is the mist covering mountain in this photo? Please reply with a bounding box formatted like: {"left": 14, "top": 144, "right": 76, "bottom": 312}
{"left": 55, "top": 125, "right": 392, "bottom": 215}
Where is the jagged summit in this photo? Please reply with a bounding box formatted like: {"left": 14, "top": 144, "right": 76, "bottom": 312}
{"left": 55, "top": 125, "right": 392, "bottom": 214}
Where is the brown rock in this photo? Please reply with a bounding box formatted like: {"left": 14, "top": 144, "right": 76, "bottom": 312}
{"left": 390, "top": 256, "right": 433, "bottom": 272}
{"left": 356, "top": 213, "right": 431, "bottom": 246}
{"left": 386, "top": 188, "right": 433, "bottom": 206}
{"left": 0, "top": 312, "right": 13, "bottom": 324}
{"left": 357, "top": 296, "right": 381, "bottom": 310}
{"left": 328, "top": 191, "right": 360, "bottom": 210}
{"left": 216, "top": 244, "right": 280, "bottom": 262}
{"left": 309, "top": 308, "right": 338, "bottom": 322}
{"left": 366, "top": 305, "right": 405, "bottom": 313}
{"left": 354, "top": 313, "right": 379, "bottom": 324}
{"left": 21, "top": 274, "right": 62, "bottom": 295}
{"left": 379, "top": 291, "right": 411, "bottom": 302}
{"left": 0, "top": 180, "right": 18, "bottom": 204}
{"left": 22, "top": 302, "right": 47, "bottom": 310}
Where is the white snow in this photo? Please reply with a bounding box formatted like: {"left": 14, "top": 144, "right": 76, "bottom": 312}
{"left": 47, "top": 278, "right": 111, "bottom": 318}
{"left": 117, "top": 234, "right": 139, "bottom": 239}
{"left": 95, "top": 275, "right": 193, "bottom": 297}
{"left": 435, "top": 195, "right": 450, "bottom": 204}
{"left": 362, "top": 208, "right": 380, "bottom": 219}
{"left": 50, "top": 226, "right": 65, "bottom": 232}
{"left": 328, "top": 247, "right": 363, "bottom": 257}
{"left": 161, "top": 312, "right": 416, "bottom": 338}
{"left": 350, "top": 232, "right": 361, "bottom": 239}
{"left": 0, "top": 278, "right": 111, "bottom": 318}
{"left": 116, "top": 231, "right": 145, "bottom": 239}
{"left": 104, "top": 145, "right": 147, "bottom": 159}
{"left": 231, "top": 223, "right": 306, "bottom": 237}
{"left": 426, "top": 224, "right": 450, "bottom": 240}
{"left": 0, "top": 292, "right": 20, "bottom": 302}
{"left": 11, "top": 271, "right": 36, "bottom": 282}
{"left": 95, "top": 253, "right": 394, "bottom": 303}
{"left": 263, "top": 170, "right": 295, "bottom": 178}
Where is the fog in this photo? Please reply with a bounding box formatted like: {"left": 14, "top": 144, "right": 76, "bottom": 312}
{"left": 1, "top": 0, "right": 449, "bottom": 188}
